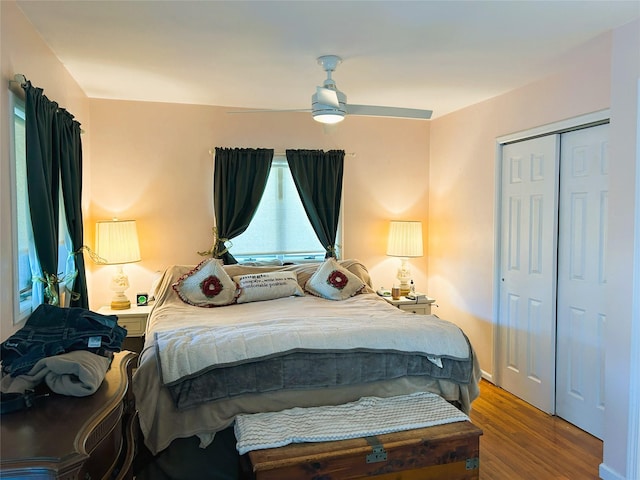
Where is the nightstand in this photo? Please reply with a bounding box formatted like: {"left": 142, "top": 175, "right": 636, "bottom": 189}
{"left": 98, "top": 304, "right": 152, "bottom": 353}
{"left": 383, "top": 295, "right": 436, "bottom": 315}
{"left": 0, "top": 351, "right": 138, "bottom": 479}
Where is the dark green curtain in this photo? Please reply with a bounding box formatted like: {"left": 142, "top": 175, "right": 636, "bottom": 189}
{"left": 24, "top": 84, "right": 60, "bottom": 299}
{"left": 285, "top": 149, "right": 344, "bottom": 258}
{"left": 213, "top": 147, "right": 274, "bottom": 264}
{"left": 58, "top": 109, "right": 88, "bottom": 307}
{"left": 24, "top": 81, "right": 88, "bottom": 307}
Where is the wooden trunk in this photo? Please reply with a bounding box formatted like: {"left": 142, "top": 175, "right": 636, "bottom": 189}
{"left": 244, "top": 421, "right": 482, "bottom": 480}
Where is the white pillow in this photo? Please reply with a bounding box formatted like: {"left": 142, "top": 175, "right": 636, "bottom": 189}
{"left": 305, "top": 258, "right": 365, "bottom": 300}
{"left": 172, "top": 259, "right": 237, "bottom": 307}
{"left": 234, "top": 271, "right": 304, "bottom": 304}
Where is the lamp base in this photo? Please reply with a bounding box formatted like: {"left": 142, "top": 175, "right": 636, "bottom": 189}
{"left": 397, "top": 258, "right": 412, "bottom": 297}
{"left": 110, "top": 265, "right": 132, "bottom": 310}
{"left": 111, "top": 298, "right": 131, "bottom": 310}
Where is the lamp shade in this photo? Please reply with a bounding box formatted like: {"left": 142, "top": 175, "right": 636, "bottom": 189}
{"left": 386, "top": 221, "right": 423, "bottom": 257}
{"left": 95, "top": 219, "right": 141, "bottom": 265}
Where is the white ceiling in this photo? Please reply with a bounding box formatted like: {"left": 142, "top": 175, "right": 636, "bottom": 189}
{"left": 16, "top": 0, "right": 640, "bottom": 119}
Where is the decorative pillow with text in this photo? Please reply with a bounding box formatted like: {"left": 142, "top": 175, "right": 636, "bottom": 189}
{"left": 304, "top": 257, "right": 365, "bottom": 300}
{"left": 172, "top": 258, "right": 237, "bottom": 307}
{"left": 234, "top": 271, "right": 304, "bottom": 304}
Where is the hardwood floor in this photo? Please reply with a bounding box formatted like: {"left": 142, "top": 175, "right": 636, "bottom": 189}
{"left": 470, "top": 380, "right": 603, "bottom": 480}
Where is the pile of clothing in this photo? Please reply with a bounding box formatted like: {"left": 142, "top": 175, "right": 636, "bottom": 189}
{"left": 0, "top": 304, "right": 127, "bottom": 408}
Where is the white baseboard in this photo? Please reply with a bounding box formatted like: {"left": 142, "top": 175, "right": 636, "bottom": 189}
{"left": 480, "top": 370, "right": 493, "bottom": 383}
{"left": 600, "top": 462, "right": 625, "bottom": 480}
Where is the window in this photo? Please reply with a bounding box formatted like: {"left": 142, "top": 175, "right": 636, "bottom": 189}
{"left": 11, "top": 93, "right": 33, "bottom": 321}
{"left": 231, "top": 157, "right": 339, "bottom": 263}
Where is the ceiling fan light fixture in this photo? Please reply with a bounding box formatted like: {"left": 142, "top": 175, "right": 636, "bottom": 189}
{"left": 312, "top": 111, "right": 345, "bottom": 124}
{"left": 311, "top": 87, "right": 347, "bottom": 124}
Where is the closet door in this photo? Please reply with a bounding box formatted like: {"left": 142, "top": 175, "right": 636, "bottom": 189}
{"left": 556, "top": 124, "right": 609, "bottom": 439}
{"left": 498, "top": 135, "right": 560, "bottom": 414}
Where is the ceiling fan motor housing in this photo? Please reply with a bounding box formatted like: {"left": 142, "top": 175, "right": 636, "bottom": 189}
{"left": 312, "top": 88, "right": 347, "bottom": 122}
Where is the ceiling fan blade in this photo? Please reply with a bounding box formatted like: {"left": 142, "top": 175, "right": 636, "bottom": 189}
{"left": 346, "top": 104, "right": 433, "bottom": 120}
{"left": 227, "top": 108, "right": 311, "bottom": 114}
{"left": 316, "top": 86, "right": 340, "bottom": 108}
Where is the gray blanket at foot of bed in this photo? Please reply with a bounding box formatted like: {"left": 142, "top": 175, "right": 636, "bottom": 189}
{"left": 167, "top": 346, "right": 474, "bottom": 410}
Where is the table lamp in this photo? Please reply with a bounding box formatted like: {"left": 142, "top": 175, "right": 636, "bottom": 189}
{"left": 386, "top": 220, "right": 423, "bottom": 296}
{"left": 95, "top": 219, "right": 141, "bottom": 310}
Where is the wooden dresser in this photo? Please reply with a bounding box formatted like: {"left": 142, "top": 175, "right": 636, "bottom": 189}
{"left": 0, "top": 351, "right": 138, "bottom": 479}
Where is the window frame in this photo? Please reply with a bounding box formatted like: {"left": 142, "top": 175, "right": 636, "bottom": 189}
{"left": 9, "top": 91, "right": 33, "bottom": 323}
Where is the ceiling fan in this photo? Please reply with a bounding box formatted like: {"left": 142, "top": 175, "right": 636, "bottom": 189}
{"left": 310, "top": 55, "right": 432, "bottom": 124}
{"left": 229, "top": 55, "right": 433, "bottom": 124}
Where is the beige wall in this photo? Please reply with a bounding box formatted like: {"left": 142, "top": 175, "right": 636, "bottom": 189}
{"left": 87, "top": 100, "right": 430, "bottom": 308}
{"left": 429, "top": 22, "right": 639, "bottom": 477}
{"left": 0, "top": 0, "right": 91, "bottom": 339}
{"left": 1, "top": 0, "right": 430, "bottom": 335}
{"left": 428, "top": 31, "right": 612, "bottom": 377}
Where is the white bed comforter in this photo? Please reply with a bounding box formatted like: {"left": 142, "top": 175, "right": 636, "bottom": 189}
{"left": 155, "top": 298, "right": 469, "bottom": 386}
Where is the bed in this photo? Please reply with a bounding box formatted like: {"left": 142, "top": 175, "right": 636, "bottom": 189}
{"left": 132, "top": 259, "right": 481, "bottom": 479}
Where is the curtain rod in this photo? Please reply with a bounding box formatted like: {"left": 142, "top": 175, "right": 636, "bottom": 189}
{"left": 9, "top": 73, "right": 28, "bottom": 87}
{"left": 10, "top": 73, "right": 85, "bottom": 134}
{"left": 209, "top": 149, "right": 356, "bottom": 157}
{"left": 274, "top": 151, "right": 356, "bottom": 157}
{"left": 8, "top": 74, "right": 27, "bottom": 99}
